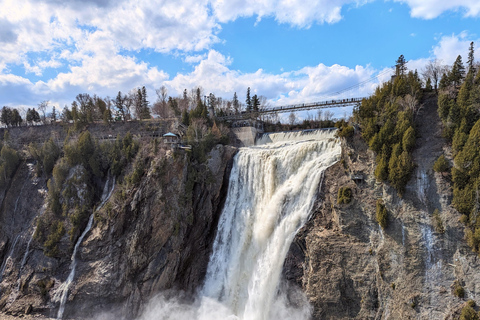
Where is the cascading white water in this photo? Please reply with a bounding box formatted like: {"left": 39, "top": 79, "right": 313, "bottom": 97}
{"left": 201, "top": 129, "right": 341, "bottom": 320}
{"left": 55, "top": 174, "right": 115, "bottom": 319}
{"left": 0, "top": 234, "right": 21, "bottom": 284}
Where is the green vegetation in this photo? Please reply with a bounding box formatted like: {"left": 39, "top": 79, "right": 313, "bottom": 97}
{"left": 354, "top": 55, "right": 421, "bottom": 196}
{"left": 376, "top": 199, "right": 388, "bottom": 229}
{"left": 28, "top": 136, "right": 61, "bottom": 176}
{"left": 42, "top": 220, "right": 65, "bottom": 257}
{"left": 459, "top": 300, "right": 480, "bottom": 320}
{"left": 0, "top": 143, "right": 20, "bottom": 188}
{"left": 436, "top": 44, "right": 480, "bottom": 254}
{"left": 432, "top": 209, "right": 445, "bottom": 233}
{"left": 433, "top": 154, "right": 450, "bottom": 173}
{"left": 337, "top": 186, "right": 353, "bottom": 204}
{"left": 454, "top": 281, "right": 466, "bottom": 298}
{"left": 37, "top": 278, "right": 55, "bottom": 298}
{"left": 335, "top": 120, "right": 354, "bottom": 138}
{"left": 34, "top": 131, "right": 140, "bottom": 255}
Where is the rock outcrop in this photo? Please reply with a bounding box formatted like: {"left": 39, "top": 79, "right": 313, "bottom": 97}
{"left": 287, "top": 93, "right": 480, "bottom": 319}
{"left": 0, "top": 141, "right": 236, "bottom": 319}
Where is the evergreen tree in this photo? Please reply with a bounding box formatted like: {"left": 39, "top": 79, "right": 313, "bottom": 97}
{"left": 246, "top": 87, "right": 252, "bottom": 112}
{"left": 395, "top": 54, "right": 407, "bottom": 77}
{"left": 425, "top": 78, "right": 433, "bottom": 91}
{"left": 232, "top": 92, "right": 240, "bottom": 113}
{"left": 51, "top": 106, "right": 57, "bottom": 124}
{"left": 467, "top": 41, "right": 475, "bottom": 74}
{"left": 140, "top": 86, "right": 151, "bottom": 119}
{"left": 12, "top": 109, "right": 22, "bottom": 126}
{"left": 1, "top": 107, "right": 13, "bottom": 127}
{"left": 450, "top": 55, "right": 466, "bottom": 87}
{"left": 181, "top": 109, "right": 190, "bottom": 126}
{"left": 252, "top": 94, "right": 260, "bottom": 112}
{"left": 115, "top": 91, "right": 126, "bottom": 122}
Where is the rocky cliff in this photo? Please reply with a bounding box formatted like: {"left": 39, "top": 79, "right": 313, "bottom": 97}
{"left": 0, "top": 95, "right": 478, "bottom": 320}
{"left": 286, "top": 94, "right": 479, "bottom": 319}
{"left": 0, "top": 134, "right": 236, "bottom": 319}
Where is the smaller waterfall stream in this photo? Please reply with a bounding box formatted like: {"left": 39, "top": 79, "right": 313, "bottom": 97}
{"left": 56, "top": 175, "right": 115, "bottom": 319}
{"left": 0, "top": 235, "right": 21, "bottom": 283}
{"left": 7, "top": 227, "right": 38, "bottom": 303}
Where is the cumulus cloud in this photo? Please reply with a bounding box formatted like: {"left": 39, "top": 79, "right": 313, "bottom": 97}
{"left": 166, "top": 50, "right": 379, "bottom": 107}
{"left": 431, "top": 32, "right": 478, "bottom": 65}
{"left": 393, "top": 0, "right": 480, "bottom": 19}
{"left": 1, "top": 0, "right": 480, "bottom": 109}
{"left": 210, "top": 0, "right": 370, "bottom": 27}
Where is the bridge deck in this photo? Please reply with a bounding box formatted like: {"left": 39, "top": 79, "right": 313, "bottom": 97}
{"left": 217, "top": 97, "right": 364, "bottom": 121}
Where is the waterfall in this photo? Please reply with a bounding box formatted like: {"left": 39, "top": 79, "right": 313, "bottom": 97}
{"left": 139, "top": 129, "right": 341, "bottom": 320}
{"left": 0, "top": 234, "right": 21, "bottom": 283}
{"left": 201, "top": 129, "right": 340, "bottom": 320}
{"left": 137, "top": 129, "right": 341, "bottom": 320}
{"left": 8, "top": 227, "right": 37, "bottom": 303}
{"left": 55, "top": 174, "right": 115, "bottom": 319}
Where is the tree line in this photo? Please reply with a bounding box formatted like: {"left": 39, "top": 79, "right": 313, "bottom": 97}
{"left": 433, "top": 42, "right": 480, "bottom": 254}
{"left": 1, "top": 85, "right": 270, "bottom": 128}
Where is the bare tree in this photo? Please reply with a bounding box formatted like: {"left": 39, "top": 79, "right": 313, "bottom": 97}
{"left": 398, "top": 94, "right": 419, "bottom": 114}
{"left": 38, "top": 100, "right": 49, "bottom": 124}
{"left": 153, "top": 85, "right": 171, "bottom": 118}
{"left": 316, "top": 109, "right": 323, "bottom": 121}
{"left": 422, "top": 59, "right": 447, "bottom": 94}
{"left": 323, "top": 110, "right": 334, "bottom": 121}
{"left": 187, "top": 118, "right": 208, "bottom": 142}
{"left": 288, "top": 112, "right": 297, "bottom": 125}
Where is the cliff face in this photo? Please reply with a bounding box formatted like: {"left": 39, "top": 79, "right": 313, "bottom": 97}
{"left": 0, "top": 96, "right": 478, "bottom": 320}
{"left": 287, "top": 94, "right": 479, "bottom": 319}
{"left": 0, "top": 141, "right": 236, "bottom": 319}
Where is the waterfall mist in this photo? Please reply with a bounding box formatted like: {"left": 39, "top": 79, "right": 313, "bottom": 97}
{"left": 132, "top": 129, "right": 341, "bottom": 320}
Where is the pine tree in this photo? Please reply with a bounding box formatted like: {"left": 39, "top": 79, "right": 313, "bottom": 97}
{"left": 425, "top": 78, "right": 433, "bottom": 91}
{"left": 246, "top": 87, "right": 252, "bottom": 112}
{"left": 252, "top": 94, "right": 260, "bottom": 112}
{"left": 450, "top": 55, "right": 466, "bottom": 87}
{"left": 115, "top": 91, "right": 126, "bottom": 122}
{"left": 395, "top": 55, "right": 407, "bottom": 77}
{"left": 51, "top": 106, "right": 57, "bottom": 124}
{"left": 467, "top": 41, "right": 475, "bottom": 74}
{"left": 141, "top": 86, "right": 150, "bottom": 119}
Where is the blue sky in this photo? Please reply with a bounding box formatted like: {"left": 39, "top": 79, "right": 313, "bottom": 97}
{"left": 0, "top": 0, "right": 479, "bottom": 117}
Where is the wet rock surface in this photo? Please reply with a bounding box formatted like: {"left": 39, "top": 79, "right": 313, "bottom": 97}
{"left": 286, "top": 93, "right": 480, "bottom": 319}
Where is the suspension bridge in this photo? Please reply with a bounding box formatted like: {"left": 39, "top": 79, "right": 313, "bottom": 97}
{"left": 216, "top": 66, "right": 394, "bottom": 122}
{"left": 216, "top": 97, "right": 365, "bottom": 121}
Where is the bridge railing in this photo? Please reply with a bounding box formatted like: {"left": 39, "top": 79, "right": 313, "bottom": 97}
{"left": 216, "top": 97, "right": 364, "bottom": 121}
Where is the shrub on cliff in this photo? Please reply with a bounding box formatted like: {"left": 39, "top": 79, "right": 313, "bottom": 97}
{"left": 43, "top": 220, "right": 65, "bottom": 257}
{"left": 454, "top": 281, "right": 466, "bottom": 298}
{"left": 0, "top": 144, "right": 20, "bottom": 188}
{"left": 335, "top": 120, "right": 354, "bottom": 138}
{"left": 433, "top": 154, "right": 450, "bottom": 173}
{"left": 376, "top": 199, "right": 388, "bottom": 229}
{"left": 459, "top": 304, "right": 479, "bottom": 320}
{"left": 337, "top": 186, "right": 353, "bottom": 204}
{"left": 432, "top": 209, "right": 445, "bottom": 233}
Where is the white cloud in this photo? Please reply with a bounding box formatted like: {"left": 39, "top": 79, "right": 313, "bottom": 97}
{"left": 2, "top": 0, "right": 480, "bottom": 111}
{"left": 166, "top": 50, "right": 379, "bottom": 107}
{"left": 431, "top": 32, "right": 478, "bottom": 65}
{"left": 394, "top": 0, "right": 480, "bottom": 19}
{"left": 210, "top": 0, "right": 370, "bottom": 27}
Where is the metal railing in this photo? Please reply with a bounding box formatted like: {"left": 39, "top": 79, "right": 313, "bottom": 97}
{"left": 217, "top": 97, "right": 364, "bottom": 121}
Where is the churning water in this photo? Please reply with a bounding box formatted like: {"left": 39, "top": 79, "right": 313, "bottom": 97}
{"left": 139, "top": 129, "right": 341, "bottom": 320}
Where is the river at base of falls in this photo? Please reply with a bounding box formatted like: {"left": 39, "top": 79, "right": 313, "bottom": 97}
{"left": 137, "top": 129, "right": 341, "bottom": 320}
